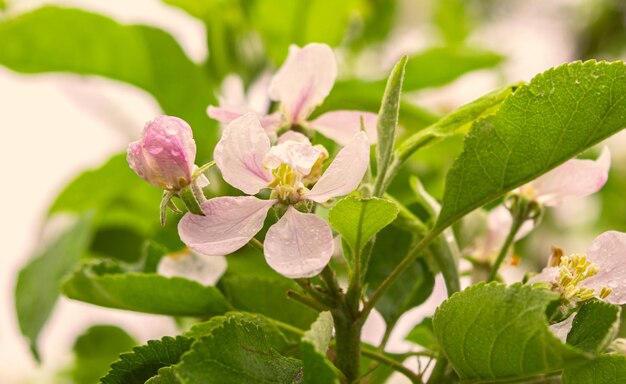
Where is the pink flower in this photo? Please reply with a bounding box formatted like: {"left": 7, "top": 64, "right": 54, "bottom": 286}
{"left": 208, "top": 43, "right": 378, "bottom": 145}
{"left": 127, "top": 115, "right": 197, "bottom": 191}
{"left": 513, "top": 147, "right": 611, "bottom": 206}
{"left": 178, "top": 113, "right": 370, "bottom": 278}
{"left": 529, "top": 231, "right": 626, "bottom": 305}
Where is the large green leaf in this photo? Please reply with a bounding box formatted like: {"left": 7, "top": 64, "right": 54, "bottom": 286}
{"left": 67, "top": 325, "right": 137, "bottom": 384}
{"left": 301, "top": 312, "right": 338, "bottom": 384}
{"left": 436, "top": 61, "right": 626, "bottom": 231}
{"left": 0, "top": 6, "right": 217, "bottom": 160}
{"left": 61, "top": 263, "right": 230, "bottom": 316}
{"left": 365, "top": 225, "right": 435, "bottom": 325}
{"left": 101, "top": 336, "right": 192, "bottom": 384}
{"left": 218, "top": 275, "right": 318, "bottom": 329}
{"left": 173, "top": 316, "right": 304, "bottom": 383}
{"left": 328, "top": 197, "right": 398, "bottom": 255}
{"left": 433, "top": 282, "right": 586, "bottom": 382}
{"left": 15, "top": 213, "right": 94, "bottom": 359}
{"left": 567, "top": 300, "right": 622, "bottom": 354}
{"left": 562, "top": 355, "right": 626, "bottom": 384}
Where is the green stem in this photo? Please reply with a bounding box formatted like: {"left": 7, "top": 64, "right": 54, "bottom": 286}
{"left": 178, "top": 185, "right": 204, "bottom": 215}
{"left": 286, "top": 290, "right": 328, "bottom": 312}
{"left": 333, "top": 306, "right": 362, "bottom": 383}
{"left": 487, "top": 205, "right": 528, "bottom": 282}
{"left": 360, "top": 349, "right": 423, "bottom": 384}
{"left": 426, "top": 357, "right": 448, "bottom": 384}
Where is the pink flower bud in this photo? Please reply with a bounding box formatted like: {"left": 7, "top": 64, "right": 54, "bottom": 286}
{"left": 127, "top": 115, "right": 197, "bottom": 191}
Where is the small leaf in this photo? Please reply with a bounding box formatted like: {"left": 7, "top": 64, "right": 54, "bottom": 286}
{"left": 68, "top": 325, "right": 137, "bottom": 384}
{"left": 218, "top": 275, "right": 318, "bottom": 329}
{"left": 437, "top": 61, "right": 626, "bottom": 231}
{"left": 173, "top": 316, "right": 304, "bottom": 383}
{"left": 562, "top": 354, "right": 626, "bottom": 384}
{"left": 567, "top": 300, "right": 622, "bottom": 354}
{"left": 375, "top": 56, "right": 407, "bottom": 195}
{"left": 433, "top": 282, "right": 586, "bottom": 382}
{"left": 329, "top": 197, "right": 399, "bottom": 255}
{"left": 434, "top": 0, "right": 471, "bottom": 44}
{"left": 15, "top": 213, "right": 94, "bottom": 359}
{"left": 405, "top": 317, "right": 438, "bottom": 352}
{"left": 61, "top": 263, "right": 230, "bottom": 317}
{"left": 365, "top": 225, "right": 435, "bottom": 325}
{"left": 301, "top": 312, "right": 338, "bottom": 384}
{"left": 101, "top": 336, "right": 192, "bottom": 384}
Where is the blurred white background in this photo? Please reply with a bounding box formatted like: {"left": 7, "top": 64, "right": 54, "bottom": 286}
{"left": 1, "top": 0, "right": 618, "bottom": 382}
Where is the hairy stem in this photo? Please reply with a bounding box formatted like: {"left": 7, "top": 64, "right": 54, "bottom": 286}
{"left": 487, "top": 218, "right": 523, "bottom": 282}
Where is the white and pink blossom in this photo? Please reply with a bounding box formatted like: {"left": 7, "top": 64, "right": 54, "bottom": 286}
{"left": 178, "top": 113, "right": 370, "bottom": 278}
{"left": 208, "top": 43, "right": 378, "bottom": 145}
{"left": 514, "top": 147, "right": 611, "bottom": 206}
{"left": 127, "top": 115, "right": 197, "bottom": 191}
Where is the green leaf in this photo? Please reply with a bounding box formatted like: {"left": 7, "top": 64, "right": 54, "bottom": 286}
{"left": 61, "top": 264, "right": 230, "bottom": 316}
{"left": 0, "top": 6, "right": 217, "bottom": 160}
{"left": 403, "top": 46, "right": 503, "bottom": 91}
{"left": 567, "top": 300, "right": 622, "bottom": 354}
{"left": 562, "top": 354, "right": 626, "bottom": 384}
{"left": 365, "top": 225, "right": 435, "bottom": 325}
{"left": 144, "top": 367, "right": 182, "bottom": 384}
{"left": 173, "top": 316, "right": 304, "bottom": 383}
{"left": 437, "top": 61, "right": 626, "bottom": 232}
{"left": 68, "top": 325, "right": 137, "bottom": 384}
{"left": 301, "top": 312, "right": 338, "bottom": 384}
{"left": 434, "top": 0, "right": 472, "bottom": 45}
{"left": 329, "top": 197, "right": 399, "bottom": 255}
{"left": 15, "top": 213, "right": 94, "bottom": 359}
{"left": 405, "top": 317, "right": 438, "bottom": 352}
{"left": 375, "top": 56, "right": 407, "bottom": 196}
{"left": 433, "top": 282, "right": 586, "bottom": 382}
{"left": 101, "top": 335, "right": 192, "bottom": 384}
{"left": 218, "top": 275, "right": 318, "bottom": 329}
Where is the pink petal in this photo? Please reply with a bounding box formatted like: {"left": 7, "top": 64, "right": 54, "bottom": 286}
{"left": 157, "top": 250, "right": 227, "bottom": 286}
{"left": 207, "top": 106, "right": 281, "bottom": 132}
{"left": 531, "top": 147, "right": 611, "bottom": 206}
{"left": 264, "top": 140, "right": 322, "bottom": 175}
{"left": 178, "top": 196, "right": 276, "bottom": 256}
{"left": 481, "top": 206, "right": 534, "bottom": 256}
{"left": 527, "top": 266, "right": 559, "bottom": 285}
{"left": 583, "top": 230, "right": 626, "bottom": 305}
{"left": 269, "top": 43, "right": 337, "bottom": 123}
{"left": 303, "top": 132, "right": 370, "bottom": 203}
{"left": 214, "top": 113, "right": 273, "bottom": 194}
{"left": 549, "top": 313, "right": 575, "bottom": 342}
{"left": 264, "top": 206, "right": 334, "bottom": 278}
{"left": 277, "top": 131, "right": 311, "bottom": 144}
{"left": 310, "top": 110, "right": 378, "bottom": 145}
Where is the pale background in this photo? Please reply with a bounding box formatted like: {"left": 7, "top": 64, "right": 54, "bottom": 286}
{"left": 1, "top": 0, "right": 622, "bottom": 382}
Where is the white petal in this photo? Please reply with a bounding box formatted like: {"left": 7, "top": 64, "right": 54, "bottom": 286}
{"left": 157, "top": 250, "right": 227, "bottom": 286}
{"left": 549, "top": 314, "right": 575, "bottom": 343}
{"left": 583, "top": 230, "right": 626, "bottom": 304}
{"left": 277, "top": 131, "right": 311, "bottom": 144}
{"left": 214, "top": 113, "right": 273, "bottom": 194}
{"left": 481, "top": 206, "right": 534, "bottom": 256}
{"left": 264, "top": 206, "right": 334, "bottom": 278}
{"left": 178, "top": 196, "right": 275, "bottom": 256}
{"left": 310, "top": 110, "right": 378, "bottom": 145}
{"left": 527, "top": 266, "right": 560, "bottom": 285}
{"left": 247, "top": 71, "right": 273, "bottom": 114}
{"left": 269, "top": 43, "right": 337, "bottom": 123}
{"left": 263, "top": 140, "right": 322, "bottom": 174}
{"left": 531, "top": 147, "right": 611, "bottom": 206}
{"left": 220, "top": 74, "right": 247, "bottom": 107}
{"left": 304, "top": 132, "right": 370, "bottom": 202}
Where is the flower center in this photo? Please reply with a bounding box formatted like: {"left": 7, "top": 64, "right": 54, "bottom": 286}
{"left": 555, "top": 254, "right": 611, "bottom": 302}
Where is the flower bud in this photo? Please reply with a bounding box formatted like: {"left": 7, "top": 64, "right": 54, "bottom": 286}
{"left": 127, "top": 115, "right": 197, "bottom": 191}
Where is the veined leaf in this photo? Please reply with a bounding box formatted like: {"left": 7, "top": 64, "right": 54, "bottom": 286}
{"left": 567, "top": 300, "right": 622, "bottom": 354}
{"left": 437, "top": 61, "right": 626, "bottom": 232}
{"left": 562, "top": 354, "right": 626, "bottom": 384}
{"left": 328, "top": 197, "right": 399, "bottom": 255}
{"left": 433, "top": 283, "right": 587, "bottom": 382}
{"left": 61, "top": 264, "right": 230, "bottom": 317}
{"left": 301, "top": 312, "right": 338, "bottom": 384}
{"left": 0, "top": 6, "right": 217, "bottom": 160}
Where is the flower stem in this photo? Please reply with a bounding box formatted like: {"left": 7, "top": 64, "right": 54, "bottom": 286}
{"left": 178, "top": 185, "right": 204, "bottom": 215}
{"left": 486, "top": 218, "right": 524, "bottom": 282}
{"left": 333, "top": 305, "right": 362, "bottom": 383}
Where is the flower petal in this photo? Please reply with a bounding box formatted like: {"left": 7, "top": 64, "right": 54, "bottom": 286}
{"left": 583, "top": 230, "right": 626, "bottom": 304}
{"left": 531, "top": 147, "right": 611, "bottom": 206}
{"left": 549, "top": 313, "right": 575, "bottom": 343}
{"left": 481, "top": 206, "right": 534, "bottom": 257}
{"left": 527, "top": 266, "right": 559, "bottom": 285}
{"left": 309, "top": 110, "right": 378, "bottom": 145}
{"left": 303, "top": 132, "right": 370, "bottom": 202}
{"left": 214, "top": 113, "right": 273, "bottom": 194}
{"left": 264, "top": 206, "right": 334, "bottom": 278}
{"left": 269, "top": 43, "right": 337, "bottom": 123}
{"left": 264, "top": 140, "right": 322, "bottom": 175}
{"left": 178, "top": 196, "right": 275, "bottom": 256}
{"left": 158, "top": 250, "right": 227, "bottom": 286}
